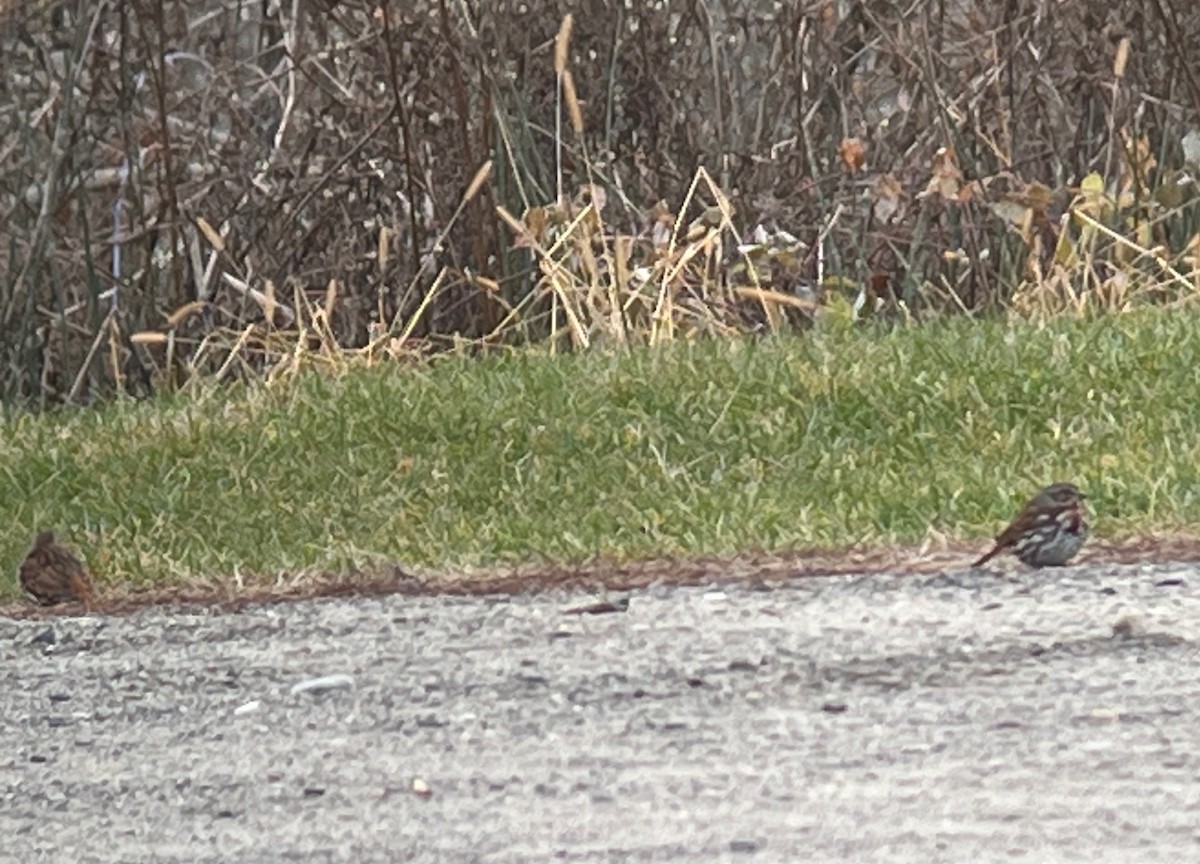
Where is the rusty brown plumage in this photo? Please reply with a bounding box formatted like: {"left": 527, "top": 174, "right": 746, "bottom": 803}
{"left": 18, "top": 531, "right": 97, "bottom": 609}
{"left": 973, "top": 483, "right": 1089, "bottom": 569}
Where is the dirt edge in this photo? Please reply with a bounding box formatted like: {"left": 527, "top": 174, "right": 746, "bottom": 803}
{"left": 4, "top": 535, "right": 1199, "bottom": 620}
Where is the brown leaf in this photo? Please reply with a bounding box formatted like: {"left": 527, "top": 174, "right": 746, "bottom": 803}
{"left": 838, "top": 137, "right": 866, "bottom": 173}
{"left": 871, "top": 174, "right": 904, "bottom": 223}
{"left": 923, "top": 146, "right": 962, "bottom": 200}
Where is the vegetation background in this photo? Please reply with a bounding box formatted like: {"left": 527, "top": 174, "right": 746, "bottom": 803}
{"left": 4, "top": 1, "right": 1200, "bottom": 601}
{"left": 3, "top": 0, "right": 1200, "bottom": 407}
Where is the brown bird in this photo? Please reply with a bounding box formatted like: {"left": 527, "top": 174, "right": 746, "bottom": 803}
{"left": 973, "top": 482, "right": 1089, "bottom": 568}
{"left": 18, "top": 531, "right": 97, "bottom": 608}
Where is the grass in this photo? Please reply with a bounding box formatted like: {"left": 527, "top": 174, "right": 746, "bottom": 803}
{"left": 4, "top": 306, "right": 1200, "bottom": 601}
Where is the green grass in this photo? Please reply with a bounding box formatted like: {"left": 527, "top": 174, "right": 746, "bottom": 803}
{"left": 4, "top": 307, "right": 1200, "bottom": 599}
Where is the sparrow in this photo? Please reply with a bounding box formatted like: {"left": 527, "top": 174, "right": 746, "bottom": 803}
{"left": 18, "top": 530, "right": 97, "bottom": 608}
{"left": 973, "top": 483, "right": 1089, "bottom": 568}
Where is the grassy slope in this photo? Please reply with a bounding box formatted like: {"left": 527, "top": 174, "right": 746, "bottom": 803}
{"left": 3, "top": 308, "right": 1200, "bottom": 598}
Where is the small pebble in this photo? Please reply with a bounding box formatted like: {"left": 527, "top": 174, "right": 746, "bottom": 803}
{"left": 1111, "top": 615, "right": 1145, "bottom": 640}
{"left": 563, "top": 598, "right": 630, "bottom": 616}
{"left": 730, "top": 839, "right": 762, "bottom": 853}
{"left": 290, "top": 674, "right": 354, "bottom": 695}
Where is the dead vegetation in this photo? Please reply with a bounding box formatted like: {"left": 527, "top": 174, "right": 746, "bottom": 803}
{"left": 3, "top": 0, "right": 1200, "bottom": 405}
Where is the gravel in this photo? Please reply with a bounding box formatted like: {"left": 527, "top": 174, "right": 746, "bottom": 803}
{"left": 3, "top": 561, "right": 1200, "bottom": 862}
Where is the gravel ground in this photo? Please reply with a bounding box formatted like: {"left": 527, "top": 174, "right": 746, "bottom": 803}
{"left": 3, "top": 561, "right": 1200, "bottom": 863}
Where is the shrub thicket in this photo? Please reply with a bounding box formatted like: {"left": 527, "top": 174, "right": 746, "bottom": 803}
{"left": 2, "top": 0, "right": 1200, "bottom": 405}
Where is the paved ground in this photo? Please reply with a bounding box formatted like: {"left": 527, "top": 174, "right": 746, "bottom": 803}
{"left": 2, "top": 560, "right": 1199, "bottom": 863}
